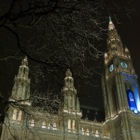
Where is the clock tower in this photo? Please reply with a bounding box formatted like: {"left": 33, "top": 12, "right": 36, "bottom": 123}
{"left": 102, "top": 18, "right": 140, "bottom": 140}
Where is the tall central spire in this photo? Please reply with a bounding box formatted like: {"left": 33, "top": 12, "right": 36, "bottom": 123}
{"left": 105, "top": 18, "right": 124, "bottom": 59}
{"left": 104, "top": 18, "right": 131, "bottom": 64}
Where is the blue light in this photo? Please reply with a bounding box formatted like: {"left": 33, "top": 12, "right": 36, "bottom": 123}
{"left": 127, "top": 89, "right": 138, "bottom": 113}
{"left": 133, "top": 84, "right": 140, "bottom": 112}
{"left": 122, "top": 73, "right": 140, "bottom": 112}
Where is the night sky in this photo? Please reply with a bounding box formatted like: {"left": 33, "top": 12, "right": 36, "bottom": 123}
{"left": 0, "top": 1, "right": 140, "bottom": 121}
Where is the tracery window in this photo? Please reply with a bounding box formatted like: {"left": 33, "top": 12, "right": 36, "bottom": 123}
{"left": 127, "top": 89, "right": 138, "bottom": 113}
{"left": 30, "top": 119, "right": 34, "bottom": 127}
{"left": 17, "top": 110, "right": 22, "bottom": 121}
{"left": 12, "top": 109, "right": 17, "bottom": 120}
{"left": 42, "top": 121, "right": 46, "bottom": 128}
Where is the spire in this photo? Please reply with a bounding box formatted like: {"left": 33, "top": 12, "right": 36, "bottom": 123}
{"left": 62, "top": 69, "right": 82, "bottom": 117}
{"left": 64, "top": 69, "right": 74, "bottom": 90}
{"left": 11, "top": 57, "right": 30, "bottom": 103}
{"left": 21, "top": 56, "right": 28, "bottom": 66}
{"left": 108, "top": 16, "right": 115, "bottom": 30}
{"left": 18, "top": 56, "right": 29, "bottom": 79}
{"left": 107, "top": 18, "right": 124, "bottom": 56}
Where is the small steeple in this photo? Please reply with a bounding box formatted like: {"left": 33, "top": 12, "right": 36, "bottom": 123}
{"left": 18, "top": 56, "right": 29, "bottom": 79}
{"left": 108, "top": 16, "right": 115, "bottom": 30}
{"left": 11, "top": 57, "right": 30, "bottom": 103}
{"left": 64, "top": 69, "right": 74, "bottom": 89}
{"left": 21, "top": 56, "right": 28, "bottom": 66}
{"left": 62, "top": 69, "right": 81, "bottom": 117}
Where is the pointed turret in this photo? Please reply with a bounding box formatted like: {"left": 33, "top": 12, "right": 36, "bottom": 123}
{"left": 61, "top": 69, "right": 81, "bottom": 132}
{"left": 108, "top": 16, "right": 115, "bottom": 30}
{"left": 62, "top": 69, "right": 81, "bottom": 116}
{"left": 104, "top": 18, "right": 131, "bottom": 64}
{"left": 17, "top": 56, "right": 28, "bottom": 78}
{"left": 11, "top": 57, "right": 30, "bottom": 104}
{"left": 107, "top": 17, "right": 123, "bottom": 55}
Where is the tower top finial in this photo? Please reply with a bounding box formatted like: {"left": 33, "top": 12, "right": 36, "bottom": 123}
{"left": 66, "top": 69, "right": 72, "bottom": 77}
{"left": 22, "top": 56, "right": 28, "bottom": 66}
{"left": 108, "top": 17, "right": 115, "bottom": 30}
{"left": 109, "top": 16, "right": 111, "bottom": 22}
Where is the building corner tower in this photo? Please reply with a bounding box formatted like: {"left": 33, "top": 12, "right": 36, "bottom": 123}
{"left": 102, "top": 18, "right": 140, "bottom": 140}
{"left": 11, "top": 56, "right": 30, "bottom": 102}
{"left": 1, "top": 57, "right": 31, "bottom": 140}
{"left": 61, "top": 69, "right": 82, "bottom": 134}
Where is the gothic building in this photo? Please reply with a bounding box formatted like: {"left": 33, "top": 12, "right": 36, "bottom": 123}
{"left": 1, "top": 19, "right": 140, "bottom": 140}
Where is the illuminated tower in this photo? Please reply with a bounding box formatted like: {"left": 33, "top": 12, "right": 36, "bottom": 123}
{"left": 9, "top": 56, "right": 30, "bottom": 119}
{"left": 0, "top": 57, "right": 31, "bottom": 140}
{"left": 7, "top": 57, "right": 30, "bottom": 121}
{"left": 11, "top": 56, "right": 30, "bottom": 102}
{"left": 102, "top": 18, "right": 140, "bottom": 140}
{"left": 61, "top": 69, "right": 82, "bottom": 133}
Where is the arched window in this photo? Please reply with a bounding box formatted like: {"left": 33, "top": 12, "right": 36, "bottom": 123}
{"left": 82, "top": 127, "right": 84, "bottom": 135}
{"left": 17, "top": 110, "right": 22, "bottom": 121}
{"left": 72, "top": 120, "right": 75, "bottom": 130}
{"left": 127, "top": 89, "right": 138, "bottom": 113}
{"left": 30, "top": 119, "right": 34, "bottom": 127}
{"left": 95, "top": 130, "right": 99, "bottom": 137}
{"left": 48, "top": 123, "right": 51, "bottom": 129}
{"left": 86, "top": 129, "right": 89, "bottom": 135}
{"left": 12, "top": 109, "right": 17, "bottom": 120}
{"left": 42, "top": 121, "right": 46, "bottom": 128}
{"left": 53, "top": 123, "right": 57, "bottom": 130}
{"left": 68, "top": 119, "right": 71, "bottom": 130}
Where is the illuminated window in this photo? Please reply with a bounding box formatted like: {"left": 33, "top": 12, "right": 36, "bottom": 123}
{"left": 86, "top": 129, "right": 89, "bottom": 135}
{"left": 48, "top": 123, "right": 51, "bottom": 129}
{"left": 42, "top": 121, "right": 46, "bottom": 128}
{"left": 95, "top": 130, "right": 99, "bottom": 137}
{"left": 53, "top": 123, "right": 57, "bottom": 130}
{"left": 30, "top": 119, "right": 34, "bottom": 127}
{"left": 12, "top": 109, "right": 17, "bottom": 120}
{"left": 82, "top": 128, "right": 84, "bottom": 135}
{"left": 68, "top": 119, "right": 71, "bottom": 130}
{"left": 17, "top": 110, "right": 22, "bottom": 121}
{"left": 72, "top": 120, "right": 75, "bottom": 130}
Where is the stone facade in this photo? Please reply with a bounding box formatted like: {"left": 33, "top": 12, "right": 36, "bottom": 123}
{"left": 1, "top": 19, "right": 140, "bottom": 140}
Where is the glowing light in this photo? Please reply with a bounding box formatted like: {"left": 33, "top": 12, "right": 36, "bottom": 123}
{"left": 122, "top": 73, "right": 140, "bottom": 113}
{"left": 127, "top": 89, "right": 138, "bottom": 113}
{"left": 12, "top": 109, "right": 17, "bottom": 120}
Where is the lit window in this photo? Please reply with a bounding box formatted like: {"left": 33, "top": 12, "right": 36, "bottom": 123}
{"left": 48, "top": 123, "right": 51, "bottom": 129}
{"left": 17, "top": 110, "right": 22, "bottom": 121}
{"left": 30, "top": 119, "right": 34, "bottom": 127}
{"left": 72, "top": 120, "right": 75, "bottom": 130}
{"left": 53, "top": 123, "right": 57, "bottom": 130}
{"left": 68, "top": 119, "right": 71, "bottom": 131}
{"left": 82, "top": 128, "right": 84, "bottom": 135}
{"left": 86, "top": 129, "right": 89, "bottom": 135}
{"left": 95, "top": 130, "right": 99, "bottom": 137}
{"left": 12, "top": 109, "right": 17, "bottom": 120}
{"left": 72, "top": 120, "right": 75, "bottom": 132}
{"left": 127, "top": 89, "right": 138, "bottom": 113}
{"left": 42, "top": 121, "right": 46, "bottom": 128}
